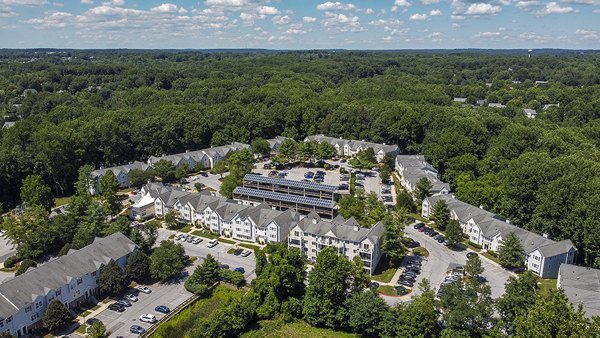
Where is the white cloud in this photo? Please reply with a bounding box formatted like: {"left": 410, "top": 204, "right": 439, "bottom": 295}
{"left": 451, "top": 14, "right": 466, "bottom": 20}
{"left": 536, "top": 2, "right": 576, "bottom": 15}
{"left": 316, "top": 1, "right": 356, "bottom": 11}
{"left": 0, "top": 5, "right": 16, "bottom": 16}
{"left": 80, "top": 0, "right": 93, "bottom": 4}
{"left": 394, "top": 0, "right": 411, "bottom": 7}
{"left": 257, "top": 5, "right": 278, "bottom": 15}
{"left": 24, "top": 11, "right": 73, "bottom": 28}
{"left": 102, "top": 0, "right": 123, "bottom": 5}
{"left": 429, "top": 9, "right": 442, "bottom": 16}
{"left": 563, "top": 0, "right": 600, "bottom": 4}
{"left": 150, "top": 3, "right": 187, "bottom": 14}
{"left": 410, "top": 13, "right": 428, "bottom": 20}
{"left": 575, "top": 29, "right": 598, "bottom": 39}
{"left": 272, "top": 15, "right": 290, "bottom": 24}
{"left": 204, "top": 0, "right": 248, "bottom": 8}
{"left": 0, "top": 0, "right": 47, "bottom": 5}
{"left": 515, "top": 1, "right": 539, "bottom": 8}
{"left": 464, "top": 3, "right": 502, "bottom": 15}
{"left": 303, "top": 16, "right": 317, "bottom": 22}
{"left": 594, "top": 8, "right": 600, "bottom": 12}
{"left": 365, "top": 7, "right": 374, "bottom": 14}
{"left": 284, "top": 27, "right": 306, "bottom": 35}
{"left": 369, "top": 18, "right": 403, "bottom": 26}
{"left": 323, "top": 11, "right": 364, "bottom": 32}
{"left": 474, "top": 31, "right": 501, "bottom": 38}
{"left": 421, "top": 0, "right": 439, "bottom": 4}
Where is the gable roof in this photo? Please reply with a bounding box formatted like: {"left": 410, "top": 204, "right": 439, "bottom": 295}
{"left": 0, "top": 233, "right": 137, "bottom": 320}
{"left": 304, "top": 134, "right": 399, "bottom": 154}
{"left": 559, "top": 264, "right": 600, "bottom": 317}
{"left": 91, "top": 161, "right": 149, "bottom": 179}
{"left": 296, "top": 216, "right": 384, "bottom": 245}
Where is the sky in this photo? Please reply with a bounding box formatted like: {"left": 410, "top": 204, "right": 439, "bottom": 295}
{"left": 0, "top": 0, "right": 599, "bottom": 49}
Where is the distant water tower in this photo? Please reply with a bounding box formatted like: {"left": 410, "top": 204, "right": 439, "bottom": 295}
{"left": 528, "top": 49, "right": 533, "bottom": 58}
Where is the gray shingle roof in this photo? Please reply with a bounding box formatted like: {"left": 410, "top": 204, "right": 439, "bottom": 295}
{"left": 0, "top": 233, "right": 136, "bottom": 319}
{"left": 91, "top": 161, "right": 149, "bottom": 178}
{"left": 304, "top": 134, "right": 399, "bottom": 154}
{"left": 296, "top": 216, "right": 385, "bottom": 244}
{"left": 559, "top": 264, "right": 600, "bottom": 317}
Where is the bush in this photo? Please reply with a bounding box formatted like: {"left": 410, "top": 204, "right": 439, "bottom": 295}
{"left": 15, "top": 259, "right": 37, "bottom": 276}
{"left": 219, "top": 269, "right": 245, "bottom": 287}
{"left": 3, "top": 255, "right": 20, "bottom": 268}
{"left": 185, "top": 282, "right": 210, "bottom": 296}
{"left": 43, "top": 300, "right": 72, "bottom": 332}
{"left": 280, "top": 297, "right": 303, "bottom": 322}
{"left": 468, "top": 241, "right": 482, "bottom": 250}
{"left": 58, "top": 243, "right": 72, "bottom": 256}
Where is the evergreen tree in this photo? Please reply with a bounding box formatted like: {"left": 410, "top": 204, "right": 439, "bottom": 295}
{"left": 98, "top": 260, "right": 129, "bottom": 295}
{"left": 498, "top": 232, "right": 525, "bottom": 268}
{"left": 42, "top": 300, "right": 72, "bottom": 332}
{"left": 99, "top": 171, "right": 120, "bottom": 217}
{"left": 431, "top": 200, "right": 451, "bottom": 230}
{"left": 465, "top": 254, "right": 484, "bottom": 280}
{"left": 414, "top": 177, "right": 432, "bottom": 202}
{"left": 445, "top": 219, "right": 463, "bottom": 246}
{"left": 150, "top": 240, "right": 186, "bottom": 281}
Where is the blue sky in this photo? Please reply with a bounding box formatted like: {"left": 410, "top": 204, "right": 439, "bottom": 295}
{"left": 0, "top": 0, "right": 598, "bottom": 49}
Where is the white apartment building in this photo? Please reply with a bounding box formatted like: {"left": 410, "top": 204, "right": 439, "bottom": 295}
{"left": 0, "top": 233, "right": 137, "bottom": 337}
{"left": 304, "top": 134, "right": 399, "bottom": 162}
{"left": 89, "top": 161, "right": 150, "bottom": 195}
{"left": 287, "top": 213, "right": 385, "bottom": 275}
{"left": 422, "top": 195, "right": 576, "bottom": 278}
{"left": 395, "top": 155, "right": 450, "bottom": 196}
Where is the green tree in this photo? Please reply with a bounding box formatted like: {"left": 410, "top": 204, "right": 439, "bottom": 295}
{"left": 15, "top": 258, "right": 37, "bottom": 276}
{"left": 381, "top": 291, "right": 440, "bottom": 338}
{"left": 382, "top": 222, "right": 406, "bottom": 265}
{"left": 498, "top": 232, "right": 525, "bottom": 268}
{"left": 163, "top": 210, "right": 180, "bottom": 229}
{"left": 42, "top": 300, "right": 72, "bottom": 332}
{"left": 396, "top": 189, "right": 416, "bottom": 213}
{"left": 303, "top": 247, "right": 353, "bottom": 329}
{"left": 2, "top": 205, "right": 52, "bottom": 259}
{"left": 341, "top": 290, "right": 388, "bottom": 335}
{"left": 219, "top": 166, "right": 244, "bottom": 198}
{"left": 128, "top": 168, "right": 154, "bottom": 187}
{"left": 414, "top": 177, "right": 432, "bottom": 202}
{"left": 351, "top": 255, "right": 370, "bottom": 293}
{"left": 150, "top": 240, "right": 186, "bottom": 281}
{"left": 445, "top": 219, "right": 463, "bottom": 246}
{"left": 349, "top": 148, "right": 376, "bottom": 171}
{"left": 497, "top": 271, "right": 540, "bottom": 332}
{"left": 20, "top": 175, "right": 54, "bottom": 212}
{"left": 175, "top": 163, "right": 191, "bottom": 180}
{"left": 465, "top": 254, "right": 484, "bottom": 280}
{"left": 99, "top": 171, "right": 121, "bottom": 217}
{"left": 227, "top": 149, "right": 255, "bottom": 173}
{"left": 380, "top": 166, "right": 391, "bottom": 183}
{"left": 440, "top": 280, "right": 496, "bottom": 337}
{"left": 212, "top": 159, "right": 228, "bottom": 178}
{"left": 316, "top": 141, "right": 336, "bottom": 160}
{"left": 251, "top": 138, "right": 271, "bottom": 157}
{"left": 98, "top": 260, "right": 129, "bottom": 295}
{"left": 278, "top": 138, "right": 297, "bottom": 162}
{"left": 153, "top": 159, "right": 176, "bottom": 182}
{"left": 124, "top": 250, "right": 150, "bottom": 282}
{"left": 431, "top": 200, "right": 450, "bottom": 230}
{"left": 185, "top": 254, "right": 221, "bottom": 294}
{"left": 88, "top": 321, "right": 107, "bottom": 338}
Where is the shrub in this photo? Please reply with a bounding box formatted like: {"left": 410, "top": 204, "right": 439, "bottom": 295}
{"left": 468, "top": 241, "right": 482, "bottom": 250}
{"left": 58, "top": 243, "right": 72, "bottom": 256}
{"left": 3, "top": 255, "right": 20, "bottom": 268}
{"left": 219, "top": 269, "right": 245, "bottom": 287}
{"left": 43, "top": 300, "right": 72, "bottom": 332}
{"left": 15, "top": 259, "right": 37, "bottom": 275}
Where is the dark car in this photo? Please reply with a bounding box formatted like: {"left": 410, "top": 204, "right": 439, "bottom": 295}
{"left": 413, "top": 223, "right": 425, "bottom": 229}
{"left": 437, "top": 236, "right": 445, "bottom": 243}
{"left": 200, "top": 172, "right": 208, "bottom": 177}
{"left": 86, "top": 318, "right": 102, "bottom": 326}
{"left": 398, "top": 279, "right": 414, "bottom": 287}
{"left": 109, "top": 303, "right": 125, "bottom": 312}
{"left": 220, "top": 263, "right": 230, "bottom": 269}
{"left": 233, "top": 248, "right": 243, "bottom": 256}
{"left": 467, "top": 252, "right": 478, "bottom": 258}
{"left": 423, "top": 227, "right": 432, "bottom": 234}
{"left": 368, "top": 281, "right": 380, "bottom": 289}
{"left": 233, "top": 267, "right": 245, "bottom": 273}
{"left": 130, "top": 325, "right": 146, "bottom": 334}
{"left": 407, "top": 240, "right": 420, "bottom": 248}
{"left": 155, "top": 305, "right": 171, "bottom": 314}
{"left": 395, "top": 285, "right": 408, "bottom": 295}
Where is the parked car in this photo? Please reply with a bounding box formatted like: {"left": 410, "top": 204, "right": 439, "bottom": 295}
{"left": 136, "top": 286, "right": 151, "bottom": 294}
{"left": 395, "top": 285, "right": 408, "bottom": 295}
{"left": 241, "top": 249, "right": 252, "bottom": 257}
{"left": 124, "top": 294, "right": 138, "bottom": 302}
{"left": 208, "top": 239, "right": 218, "bottom": 248}
{"left": 186, "top": 236, "right": 194, "bottom": 243}
{"left": 192, "top": 237, "right": 203, "bottom": 244}
{"left": 233, "top": 267, "right": 245, "bottom": 274}
{"left": 418, "top": 227, "right": 426, "bottom": 232}
{"left": 117, "top": 299, "right": 131, "bottom": 307}
{"left": 233, "top": 248, "right": 243, "bottom": 256}
{"left": 130, "top": 325, "right": 146, "bottom": 334}
{"left": 368, "top": 281, "right": 380, "bottom": 289}
{"left": 304, "top": 171, "right": 314, "bottom": 179}
{"left": 398, "top": 279, "right": 414, "bottom": 287}
{"left": 139, "top": 314, "right": 157, "bottom": 324}
{"left": 155, "top": 305, "right": 171, "bottom": 314}
{"left": 109, "top": 303, "right": 125, "bottom": 312}
{"left": 467, "top": 252, "right": 478, "bottom": 258}
{"left": 220, "top": 263, "right": 230, "bottom": 269}
{"left": 200, "top": 172, "right": 208, "bottom": 177}
{"left": 437, "top": 236, "right": 445, "bottom": 243}
{"left": 423, "top": 227, "right": 432, "bottom": 234}
{"left": 86, "top": 318, "right": 102, "bottom": 326}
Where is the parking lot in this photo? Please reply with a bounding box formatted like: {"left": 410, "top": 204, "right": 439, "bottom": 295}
{"left": 404, "top": 224, "right": 513, "bottom": 299}
{"left": 0, "top": 235, "right": 15, "bottom": 264}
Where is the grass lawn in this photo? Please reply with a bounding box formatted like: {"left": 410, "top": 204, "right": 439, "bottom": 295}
{"left": 412, "top": 247, "right": 430, "bottom": 257}
{"left": 377, "top": 285, "right": 398, "bottom": 296}
{"left": 54, "top": 196, "right": 72, "bottom": 206}
{"left": 481, "top": 251, "right": 502, "bottom": 265}
{"left": 371, "top": 259, "right": 398, "bottom": 283}
{"left": 227, "top": 248, "right": 236, "bottom": 254}
{"left": 192, "top": 230, "right": 219, "bottom": 240}
{"left": 241, "top": 320, "right": 359, "bottom": 338}
{"left": 153, "top": 285, "right": 242, "bottom": 338}
{"left": 538, "top": 278, "right": 557, "bottom": 293}
{"left": 81, "top": 310, "right": 91, "bottom": 317}
{"left": 179, "top": 224, "right": 194, "bottom": 233}
{"left": 90, "top": 304, "right": 101, "bottom": 311}
{"left": 238, "top": 243, "right": 261, "bottom": 251}
{"left": 76, "top": 325, "right": 86, "bottom": 334}
{"left": 0, "top": 266, "right": 17, "bottom": 272}
{"left": 220, "top": 238, "right": 237, "bottom": 245}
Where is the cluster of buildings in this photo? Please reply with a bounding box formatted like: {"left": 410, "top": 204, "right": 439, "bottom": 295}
{"left": 395, "top": 155, "right": 450, "bottom": 196}
{"left": 452, "top": 96, "right": 560, "bottom": 119}
{"left": 0, "top": 233, "right": 137, "bottom": 337}
{"left": 131, "top": 182, "right": 382, "bottom": 274}
{"left": 304, "top": 134, "right": 399, "bottom": 162}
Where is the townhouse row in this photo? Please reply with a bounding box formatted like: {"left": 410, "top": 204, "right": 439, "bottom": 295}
{"left": 0, "top": 233, "right": 137, "bottom": 337}
{"left": 304, "top": 134, "right": 400, "bottom": 162}
{"left": 422, "top": 195, "right": 576, "bottom": 278}
{"left": 395, "top": 155, "right": 451, "bottom": 196}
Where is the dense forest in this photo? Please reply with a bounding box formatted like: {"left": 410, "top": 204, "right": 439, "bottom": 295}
{"left": 2, "top": 50, "right": 600, "bottom": 267}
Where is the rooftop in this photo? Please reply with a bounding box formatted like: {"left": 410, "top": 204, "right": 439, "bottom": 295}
{"left": 233, "top": 186, "right": 337, "bottom": 209}
{"left": 243, "top": 174, "right": 338, "bottom": 193}
{"left": 559, "top": 264, "right": 600, "bottom": 317}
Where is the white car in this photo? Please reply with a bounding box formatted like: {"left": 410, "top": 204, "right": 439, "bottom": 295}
{"left": 124, "top": 294, "right": 138, "bottom": 302}
{"left": 207, "top": 239, "right": 218, "bottom": 248}
{"left": 192, "top": 237, "right": 203, "bottom": 244}
{"left": 136, "top": 286, "right": 151, "bottom": 294}
{"left": 139, "top": 314, "right": 157, "bottom": 324}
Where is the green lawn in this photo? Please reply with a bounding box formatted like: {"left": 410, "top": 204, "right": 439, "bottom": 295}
{"left": 412, "top": 247, "right": 430, "bottom": 257}
{"left": 377, "top": 285, "right": 398, "bottom": 296}
{"left": 481, "top": 251, "right": 502, "bottom": 265}
{"left": 238, "top": 243, "right": 261, "bottom": 251}
{"left": 192, "top": 230, "right": 219, "bottom": 240}
{"left": 178, "top": 224, "right": 194, "bottom": 233}
{"left": 54, "top": 196, "right": 72, "bottom": 207}
{"left": 371, "top": 259, "right": 398, "bottom": 283}
{"left": 220, "top": 238, "right": 237, "bottom": 244}
{"left": 241, "top": 320, "right": 359, "bottom": 338}
{"left": 76, "top": 325, "right": 86, "bottom": 334}
{"left": 227, "top": 248, "right": 236, "bottom": 254}
{"left": 538, "top": 278, "right": 557, "bottom": 293}
{"left": 153, "top": 285, "right": 242, "bottom": 338}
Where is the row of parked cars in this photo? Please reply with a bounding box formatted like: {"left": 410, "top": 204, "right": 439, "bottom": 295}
{"left": 436, "top": 270, "right": 463, "bottom": 299}
{"left": 176, "top": 233, "right": 219, "bottom": 248}
{"left": 231, "top": 247, "right": 252, "bottom": 257}
{"left": 304, "top": 170, "right": 326, "bottom": 183}
{"left": 414, "top": 223, "right": 449, "bottom": 245}
{"left": 397, "top": 256, "right": 423, "bottom": 288}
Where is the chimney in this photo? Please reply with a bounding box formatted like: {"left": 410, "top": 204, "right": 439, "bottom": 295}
{"left": 353, "top": 225, "right": 359, "bottom": 231}
{"left": 479, "top": 205, "right": 485, "bottom": 210}
{"left": 543, "top": 233, "right": 549, "bottom": 239}
{"left": 506, "top": 219, "right": 511, "bottom": 224}
{"left": 312, "top": 218, "right": 317, "bottom": 225}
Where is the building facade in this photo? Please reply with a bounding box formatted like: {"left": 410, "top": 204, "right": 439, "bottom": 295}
{"left": 287, "top": 213, "right": 385, "bottom": 275}
{"left": 304, "top": 134, "right": 399, "bottom": 162}
{"left": 395, "top": 155, "right": 450, "bottom": 196}
{"left": 89, "top": 161, "right": 150, "bottom": 195}
{"left": 0, "top": 233, "right": 137, "bottom": 337}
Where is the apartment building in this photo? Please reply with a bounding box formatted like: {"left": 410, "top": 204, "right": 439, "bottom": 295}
{"left": 147, "top": 142, "right": 250, "bottom": 170}
{"left": 422, "top": 195, "right": 576, "bottom": 278}
{"left": 88, "top": 161, "right": 150, "bottom": 195}
{"left": 395, "top": 155, "right": 450, "bottom": 196}
{"left": 304, "top": 134, "right": 399, "bottom": 162}
{"left": 558, "top": 264, "right": 600, "bottom": 317}
{"left": 0, "top": 233, "right": 137, "bottom": 337}
{"left": 288, "top": 213, "right": 385, "bottom": 275}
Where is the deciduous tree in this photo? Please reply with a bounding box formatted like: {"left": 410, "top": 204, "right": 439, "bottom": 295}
{"left": 150, "top": 240, "right": 186, "bottom": 281}
{"left": 498, "top": 232, "right": 525, "bottom": 268}
{"left": 20, "top": 175, "right": 54, "bottom": 212}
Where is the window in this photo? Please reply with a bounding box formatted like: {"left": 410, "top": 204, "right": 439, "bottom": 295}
{"left": 363, "top": 243, "right": 370, "bottom": 250}
{"left": 77, "top": 278, "right": 83, "bottom": 285}
{"left": 25, "top": 305, "right": 32, "bottom": 313}
{"left": 532, "top": 263, "right": 539, "bottom": 268}
{"left": 35, "top": 301, "right": 42, "bottom": 309}
{"left": 55, "top": 289, "right": 61, "bottom": 296}
{"left": 6, "top": 317, "right": 11, "bottom": 323}
{"left": 91, "top": 271, "right": 96, "bottom": 277}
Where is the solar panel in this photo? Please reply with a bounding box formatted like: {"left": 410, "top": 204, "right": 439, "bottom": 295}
{"left": 233, "top": 187, "right": 337, "bottom": 208}
{"left": 243, "top": 174, "right": 338, "bottom": 193}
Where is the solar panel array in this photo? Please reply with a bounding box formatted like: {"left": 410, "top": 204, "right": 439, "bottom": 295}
{"left": 233, "top": 187, "right": 337, "bottom": 209}
{"left": 243, "top": 174, "right": 338, "bottom": 193}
